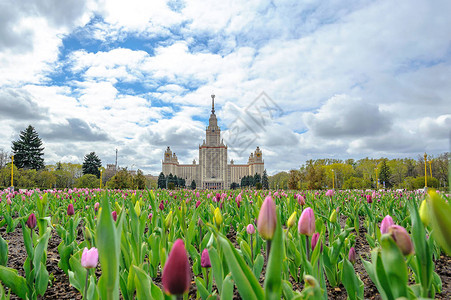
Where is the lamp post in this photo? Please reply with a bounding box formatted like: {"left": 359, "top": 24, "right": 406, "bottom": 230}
{"left": 424, "top": 153, "right": 427, "bottom": 188}
{"left": 332, "top": 169, "right": 335, "bottom": 189}
{"left": 10, "top": 155, "right": 14, "bottom": 189}
{"left": 375, "top": 167, "right": 378, "bottom": 190}
{"left": 99, "top": 168, "right": 103, "bottom": 189}
{"left": 428, "top": 160, "right": 432, "bottom": 178}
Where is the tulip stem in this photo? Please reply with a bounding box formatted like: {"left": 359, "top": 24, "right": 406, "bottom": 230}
{"left": 83, "top": 269, "right": 89, "bottom": 300}
{"left": 250, "top": 234, "right": 254, "bottom": 263}
{"left": 266, "top": 240, "right": 272, "bottom": 262}
{"left": 306, "top": 236, "right": 310, "bottom": 261}
{"left": 205, "top": 268, "right": 209, "bottom": 291}
{"left": 30, "top": 229, "right": 33, "bottom": 273}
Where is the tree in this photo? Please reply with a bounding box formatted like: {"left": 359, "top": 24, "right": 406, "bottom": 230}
{"left": 262, "top": 169, "right": 269, "bottom": 189}
{"left": 106, "top": 169, "right": 132, "bottom": 189}
{"left": 134, "top": 169, "right": 147, "bottom": 189}
{"left": 77, "top": 174, "right": 100, "bottom": 188}
{"left": 11, "top": 125, "right": 45, "bottom": 170}
{"left": 82, "top": 152, "right": 102, "bottom": 178}
{"left": 288, "top": 169, "right": 301, "bottom": 190}
{"left": 158, "top": 172, "right": 166, "bottom": 189}
{"left": 190, "top": 180, "right": 196, "bottom": 190}
{"left": 378, "top": 159, "right": 391, "bottom": 188}
{"left": 0, "top": 148, "right": 9, "bottom": 169}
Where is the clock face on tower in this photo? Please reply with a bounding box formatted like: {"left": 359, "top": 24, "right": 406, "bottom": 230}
{"left": 165, "top": 153, "right": 170, "bottom": 158}
{"left": 256, "top": 153, "right": 261, "bottom": 158}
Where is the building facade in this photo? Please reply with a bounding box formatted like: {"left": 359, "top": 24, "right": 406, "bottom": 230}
{"left": 162, "top": 95, "right": 264, "bottom": 189}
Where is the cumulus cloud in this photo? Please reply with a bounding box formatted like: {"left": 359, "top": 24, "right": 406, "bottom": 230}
{"left": 0, "top": 89, "right": 48, "bottom": 120}
{"left": 304, "top": 95, "right": 392, "bottom": 138}
{"left": 40, "top": 118, "right": 110, "bottom": 142}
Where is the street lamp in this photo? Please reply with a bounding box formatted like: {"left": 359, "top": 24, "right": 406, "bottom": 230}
{"left": 10, "top": 155, "right": 14, "bottom": 190}
{"left": 332, "top": 169, "right": 335, "bottom": 190}
{"left": 99, "top": 167, "right": 103, "bottom": 189}
{"left": 375, "top": 167, "right": 378, "bottom": 190}
{"left": 424, "top": 153, "right": 427, "bottom": 188}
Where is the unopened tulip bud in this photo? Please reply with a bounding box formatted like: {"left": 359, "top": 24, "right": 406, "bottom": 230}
{"left": 196, "top": 200, "right": 201, "bottom": 208}
{"left": 298, "top": 195, "right": 305, "bottom": 206}
{"left": 298, "top": 207, "right": 315, "bottom": 236}
{"left": 311, "top": 232, "right": 321, "bottom": 251}
{"left": 111, "top": 211, "right": 117, "bottom": 221}
{"left": 148, "top": 213, "right": 153, "bottom": 220}
{"left": 26, "top": 213, "right": 37, "bottom": 229}
{"left": 67, "top": 203, "right": 75, "bottom": 216}
{"left": 329, "top": 210, "right": 337, "bottom": 223}
{"left": 348, "top": 247, "right": 356, "bottom": 264}
{"left": 389, "top": 225, "right": 414, "bottom": 256}
{"left": 380, "top": 215, "right": 394, "bottom": 234}
{"left": 94, "top": 202, "right": 100, "bottom": 212}
{"left": 214, "top": 207, "right": 222, "bottom": 228}
{"left": 247, "top": 224, "right": 255, "bottom": 235}
{"left": 81, "top": 247, "right": 98, "bottom": 269}
{"left": 162, "top": 239, "right": 191, "bottom": 295}
{"left": 165, "top": 211, "right": 173, "bottom": 228}
{"left": 134, "top": 201, "right": 141, "bottom": 217}
{"left": 257, "top": 196, "right": 277, "bottom": 240}
{"left": 84, "top": 227, "right": 92, "bottom": 242}
{"left": 201, "top": 249, "right": 211, "bottom": 268}
{"left": 287, "top": 211, "right": 297, "bottom": 228}
{"left": 419, "top": 200, "right": 429, "bottom": 226}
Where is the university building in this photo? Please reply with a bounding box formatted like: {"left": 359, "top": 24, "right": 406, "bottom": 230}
{"left": 162, "top": 95, "right": 264, "bottom": 189}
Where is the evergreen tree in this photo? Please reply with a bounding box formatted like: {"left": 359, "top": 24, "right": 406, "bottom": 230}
{"left": 82, "top": 152, "right": 102, "bottom": 178}
{"left": 174, "top": 175, "right": 179, "bottom": 187}
{"left": 158, "top": 172, "right": 166, "bottom": 189}
{"left": 379, "top": 159, "right": 392, "bottom": 188}
{"left": 190, "top": 180, "right": 196, "bottom": 190}
{"left": 11, "top": 125, "right": 45, "bottom": 170}
{"left": 254, "top": 173, "right": 261, "bottom": 185}
{"left": 262, "top": 169, "right": 269, "bottom": 189}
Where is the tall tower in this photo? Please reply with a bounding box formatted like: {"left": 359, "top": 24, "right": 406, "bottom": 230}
{"left": 206, "top": 94, "right": 220, "bottom": 146}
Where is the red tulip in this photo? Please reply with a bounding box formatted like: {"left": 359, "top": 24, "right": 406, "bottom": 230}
{"left": 162, "top": 239, "right": 191, "bottom": 295}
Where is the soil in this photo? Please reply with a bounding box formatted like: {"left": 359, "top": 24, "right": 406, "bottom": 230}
{"left": 1, "top": 217, "right": 450, "bottom": 300}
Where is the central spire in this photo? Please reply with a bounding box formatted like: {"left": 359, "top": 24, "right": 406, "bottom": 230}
{"left": 211, "top": 94, "right": 215, "bottom": 114}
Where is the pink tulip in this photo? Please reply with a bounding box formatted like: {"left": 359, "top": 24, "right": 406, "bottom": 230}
{"left": 298, "top": 207, "right": 315, "bottom": 236}
{"left": 162, "top": 239, "right": 191, "bottom": 295}
{"left": 247, "top": 224, "right": 255, "bottom": 235}
{"left": 325, "top": 190, "right": 334, "bottom": 197}
{"left": 348, "top": 247, "right": 356, "bottom": 264}
{"left": 81, "top": 247, "right": 98, "bottom": 269}
{"left": 257, "top": 196, "right": 277, "bottom": 240}
{"left": 311, "top": 232, "right": 321, "bottom": 251}
{"left": 380, "top": 215, "right": 394, "bottom": 234}
{"left": 111, "top": 211, "right": 117, "bottom": 221}
{"left": 94, "top": 202, "right": 100, "bottom": 212}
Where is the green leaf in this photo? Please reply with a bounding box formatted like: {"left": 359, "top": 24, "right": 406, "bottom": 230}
{"left": 218, "top": 235, "right": 264, "bottom": 300}
{"left": 252, "top": 254, "right": 264, "bottom": 279}
{"left": 87, "top": 275, "right": 99, "bottom": 300}
{"left": 342, "top": 259, "right": 364, "bottom": 300}
{"left": 281, "top": 280, "right": 295, "bottom": 300}
{"left": 36, "top": 261, "right": 49, "bottom": 296}
{"left": 195, "top": 277, "right": 210, "bottom": 300}
{"left": 133, "top": 265, "right": 153, "bottom": 300}
{"left": 264, "top": 208, "right": 283, "bottom": 300}
{"left": 208, "top": 247, "right": 223, "bottom": 294}
{"left": 221, "top": 274, "right": 234, "bottom": 300}
{"left": 428, "top": 191, "right": 451, "bottom": 255}
{"left": 380, "top": 235, "right": 408, "bottom": 299}
{"left": 0, "top": 265, "right": 27, "bottom": 299}
{"left": 0, "top": 236, "right": 7, "bottom": 266}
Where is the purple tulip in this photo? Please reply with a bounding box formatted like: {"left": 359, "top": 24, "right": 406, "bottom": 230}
{"left": 348, "top": 247, "right": 356, "bottom": 264}
{"left": 159, "top": 201, "right": 165, "bottom": 210}
{"left": 311, "top": 232, "right": 320, "bottom": 251}
{"left": 162, "top": 239, "right": 191, "bottom": 295}
{"left": 67, "top": 203, "right": 75, "bottom": 216}
{"left": 111, "top": 211, "right": 117, "bottom": 221}
{"left": 257, "top": 196, "right": 277, "bottom": 240}
{"left": 81, "top": 247, "right": 98, "bottom": 269}
{"left": 298, "top": 207, "right": 315, "bottom": 236}
{"left": 380, "top": 215, "right": 394, "bottom": 234}
{"left": 26, "top": 213, "right": 37, "bottom": 229}
{"left": 195, "top": 200, "right": 201, "bottom": 208}
{"left": 389, "top": 225, "right": 414, "bottom": 256}
{"left": 94, "top": 202, "right": 100, "bottom": 212}
{"left": 366, "top": 194, "right": 372, "bottom": 203}
{"left": 201, "top": 249, "right": 211, "bottom": 268}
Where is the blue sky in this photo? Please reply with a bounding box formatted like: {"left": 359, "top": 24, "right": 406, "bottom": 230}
{"left": 0, "top": 0, "right": 450, "bottom": 175}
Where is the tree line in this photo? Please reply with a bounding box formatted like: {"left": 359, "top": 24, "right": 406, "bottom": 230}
{"left": 0, "top": 125, "right": 154, "bottom": 190}
{"left": 278, "top": 154, "right": 449, "bottom": 190}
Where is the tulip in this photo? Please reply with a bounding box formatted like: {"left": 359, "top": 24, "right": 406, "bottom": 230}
{"left": 325, "top": 190, "right": 334, "bottom": 197}
{"left": 257, "top": 196, "right": 277, "bottom": 240}
{"left": 111, "top": 211, "right": 117, "bottom": 221}
{"left": 214, "top": 207, "right": 222, "bottom": 229}
{"left": 134, "top": 201, "right": 141, "bottom": 217}
{"left": 196, "top": 200, "right": 201, "bottom": 208}
{"left": 94, "top": 202, "right": 100, "bottom": 212}
{"left": 67, "top": 203, "right": 75, "bottom": 216}
{"left": 162, "top": 239, "right": 191, "bottom": 295}
{"left": 159, "top": 201, "right": 165, "bottom": 210}
{"left": 298, "top": 195, "right": 306, "bottom": 206}
{"left": 329, "top": 209, "right": 337, "bottom": 223}
{"left": 380, "top": 215, "right": 394, "bottom": 235}
{"left": 26, "top": 213, "right": 37, "bottom": 229}
{"left": 165, "top": 211, "right": 173, "bottom": 228}
{"left": 201, "top": 249, "right": 211, "bottom": 268}
{"left": 148, "top": 213, "right": 153, "bottom": 221}
{"left": 348, "top": 247, "right": 356, "bottom": 264}
{"left": 298, "top": 207, "right": 315, "bottom": 236}
{"left": 419, "top": 199, "right": 429, "bottom": 226}
{"left": 287, "top": 211, "right": 297, "bottom": 228}
{"left": 81, "top": 247, "right": 99, "bottom": 269}
{"left": 311, "top": 232, "right": 322, "bottom": 252}
{"left": 388, "top": 225, "right": 414, "bottom": 256}
{"left": 247, "top": 224, "right": 255, "bottom": 235}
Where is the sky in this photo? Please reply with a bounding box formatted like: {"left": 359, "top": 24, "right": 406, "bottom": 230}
{"left": 0, "top": 0, "right": 450, "bottom": 175}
